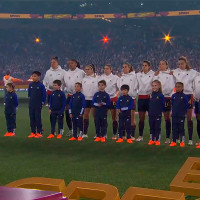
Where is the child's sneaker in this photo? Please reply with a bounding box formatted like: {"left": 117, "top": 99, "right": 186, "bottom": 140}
{"left": 165, "top": 138, "right": 171, "bottom": 144}
{"left": 188, "top": 140, "right": 193, "bottom": 146}
{"left": 94, "top": 137, "right": 101, "bottom": 142}
{"left": 4, "top": 132, "right": 11, "bottom": 137}
{"left": 155, "top": 141, "right": 160, "bottom": 146}
{"left": 195, "top": 142, "right": 200, "bottom": 146}
{"left": 127, "top": 139, "right": 133, "bottom": 143}
{"left": 180, "top": 142, "right": 185, "bottom": 147}
{"left": 57, "top": 134, "right": 62, "bottom": 139}
{"left": 148, "top": 140, "right": 155, "bottom": 145}
{"left": 47, "top": 134, "right": 55, "bottom": 139}
{"left": 169, "top": 142, "right": 177, "bottom": 147}
{"left": 116, "top": 138, "right": 123, "bottom": 143}
{"left": 82, "top": 134, "right": 88, "bottom": 138}
{"left": 131, "top": 136, "right": 135, "bottom": 141}
{"left": 69, "top": 137, "right": 77, "bottom": 141}
{"left": 136, "top": 136, "right": 143, "bottom": 142}
{"left": 78, "top": 137, "right": 82, "bottom": 141}
{"left": 28, "top": 133, "right": 36, "bottom": 138}
{"left": 176, "top": 139, "right": 180, "bottom": 144}
{"left": 112, "top": 135, "right": 117, "bottom": 140}
{"left": 101, "top": 137, "right": 106, "bottom": 143}
{"left": 35, "top": 133, "right": 43, "bottom": 138}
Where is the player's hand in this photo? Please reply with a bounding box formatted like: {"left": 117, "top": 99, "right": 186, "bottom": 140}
{"left": 49, "top": 109, "right": 52, "bottom": 114}
{"left": 98, "top": 103, "right": 103, "bottom": 107}
{"left": 169, "top": 71, "right": 173, "bottom": 75}
{"left": 70, "top": 114, "right": 73, "bottom": 118}
{"left": 117, "top": 109, "right": 121, "bottom": 113}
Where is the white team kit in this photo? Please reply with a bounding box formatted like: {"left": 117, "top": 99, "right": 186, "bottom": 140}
{"left": 100, "top": 73, "right": 119, "bottom": 99}
{"left": 82, "top": 75, "right": 99, "bottom": 100}
{"left": 64, "top": 67, "right": 85, "bottom": 95}
{"left": 136, "top": 70, "right": 154, "bottom": 95}
{"left": 117, "top": 71, "right": 138, "bottom": 99}
{"left": 153, "top": 70, "right": 175, "bottom": 97}
{"left": 173, "top": 68, "right": 199, "bottom": 94}
{"left": 43, "top": 65, "right": 65, "bottom": 91}
{"left": 193, "top": 75, "right": 200, "bottom": 100}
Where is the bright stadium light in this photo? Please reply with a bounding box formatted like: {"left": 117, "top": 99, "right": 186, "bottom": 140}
{"left": 35, "top": 38, "right": 40, "bottom": 43}
{"left": 101, "top": 35, "right": 110, "bottom": 44}
{"left": 162, "top": 33, "right": 173, "bottom": 44}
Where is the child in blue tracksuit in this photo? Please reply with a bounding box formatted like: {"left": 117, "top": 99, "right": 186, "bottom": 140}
{"left": 69, "top": 82, "right": 85, "bottom": 141}
{"left": 170, "top": 82, "right": 188, "bottom": 147}
{"left": 28, "top": 71, "right": 46, "bottom": 138}
{"left": 48, "top": 80, "right": 66, "bottom": 139}
{"left": 92, "top": 80, "right": 110, "bottom": 142}
{"left": 4, "top": 83, "right": 18, "bottom": 137}
{"left": 148, "top": 80, "right": 165, "bottom": 146}
{"left": 116, "top": 84, "right": 134, "bottom": 143}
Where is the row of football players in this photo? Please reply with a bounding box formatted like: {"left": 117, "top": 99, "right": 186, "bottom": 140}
{"left": 42, "top": 56, "right": 200, "bottom": 146}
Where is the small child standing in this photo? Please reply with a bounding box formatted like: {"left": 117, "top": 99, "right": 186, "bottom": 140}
{"left": 170, "top": 82, "right": 188, "bottom": 147}
{"left": 4, "top": 83, "right": 18, "bottom": 137}
{"left": 92, "top": 80, "right": 110, "bottom": 142}
{"left": 148, "top": 80, "right": 165, "bottom": 146}
{"left": 69, "top": 82, "right": 85, "bottom": 141}
{"left": 116, "top": 84, "right": 134, "bottom": 143}
{"left": 47, "top": 80, "right": 66, "bottom": 139}
{"left": 28, "top": 71, "right": 46, "bottom": 138}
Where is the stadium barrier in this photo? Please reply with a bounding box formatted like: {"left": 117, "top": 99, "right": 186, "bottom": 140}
{"left": 5, "top": 157, "right": 200, "bottom": 199}
{"left": 0, "top": 10, "right": 200, "bottom": 19}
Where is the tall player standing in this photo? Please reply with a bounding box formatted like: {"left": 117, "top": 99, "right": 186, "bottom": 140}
{"left": 43, "top": 56, "right": 65, "bottom": 104}
{"left": 64, "top": 59, "right": 85, "bottom": 136}
{"left": 172, "top": 56, "right": 199, "bottom": 145}
{"left": 82, "top": 64, "right": 99, "bottom": 138}
{"left": 136, "top": 61, "right": 154, "bottom": 142}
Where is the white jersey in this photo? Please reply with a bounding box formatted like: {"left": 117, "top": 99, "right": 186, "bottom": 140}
{"left": 173, "top": 68, "right": 199, "bottom": 94}
{"left": 153, "top": 70, "right": 175, "bottom": 97}
{"left": 99, "top": 73, "right": 118, "bottom": 98}
{"left": 193, "top": 75, "right": 200, "bottom": 100}
{"left": 117, "top": 71, "right": 138, "bottom": 99}
{"left": 82, "top": 75, "right": 99, "bottom": 100}
{"left": 136, "top": 70, "right": 154, "bottom": 95}
{"left": 43, "top": 65, "right": 65, "bottom": 91}
{"left": 64, "top": 67, "right": 85, "bottom": 95}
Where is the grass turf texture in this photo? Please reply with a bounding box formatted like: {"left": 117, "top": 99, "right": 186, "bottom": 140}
{"left": 0, "top": 92, "right": 199, "bottom": 200}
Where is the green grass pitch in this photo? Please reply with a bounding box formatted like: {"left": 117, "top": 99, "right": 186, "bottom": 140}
{"left": 0, "top": 91, "right": 199, "bottom": 200}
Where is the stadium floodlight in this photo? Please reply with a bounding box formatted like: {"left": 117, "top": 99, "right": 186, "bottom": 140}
{"left": 35, "top": 38, "right": 40, "bottom": 43}
{"left": 101, "top": 35, "right": 110, "bottom": 44}
{"left": 162, "top": 34, "right": 173, "bottom": 44}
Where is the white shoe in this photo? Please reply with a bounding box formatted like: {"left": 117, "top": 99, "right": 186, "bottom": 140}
{"left": 66, "top": 130, "right": 73, "bottom": 137}
{"left": 93, "top": 136, "right": 96, "bottom": 139}
{"left": 131, "top": 137, "right": 135, "bottom": 141}
{"left": 112, "top": 136, "right": 117, "bottom": 140}
{"left": 82, "top": 134, "right": 88, "bottom": 138}
{"left": 136, "top": 136, "right": 143, "bottom": 142}
{"left": 165, "top": 138, "right": 171, "bottom": 144}
{"left": 188, "top": 140, "right": 193, "bottom": 146}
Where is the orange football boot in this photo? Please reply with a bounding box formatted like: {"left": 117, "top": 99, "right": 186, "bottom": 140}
{"left": 180, "top": 142, "right": 185, "bottom": 147}
{"left": 47, "top": 134, "right": 55, "bottom": 139}
{"left": 78, "top": 137, "right": 83, "bottom": 141}
{"left": 155, "top": 141, "right": 160, "bottom": 146}
{"left": 116, "top": 138, "right": 123, "bottom": 143}
{"left": 148, "top": 140, "right": 155, "bottom": 145}
{"left": 4, "top": 132, "right": 11, "bottom": 137}
{"left": 69, "top": 137, "right": 77, "bottom": 141}
{"left": 57, "top": 134, "right": 62, "bottom": 139}
{"left": 169, "top": 142, "right": 177, "bottom": 147}
{"left": 127, "top": 139, "right": 133, "bottom": 144}
{"left": 28, "top": 133, "right": 36, "bottom": 138}
{"left": 10, "top": 133, "right": 16, "bottom": 137}
{"left": 94, "top": 137, "right": 101, "bottom": 142}
{"left": 35, "top": 133, "right": 43, "bottom": 138}
{"left": 101, "top": 137, "right": 106, "bottom": 142}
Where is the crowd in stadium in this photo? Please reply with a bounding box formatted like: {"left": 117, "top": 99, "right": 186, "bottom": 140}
{"left": 0, "top": 19, "right": 200, "bottom": 80}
